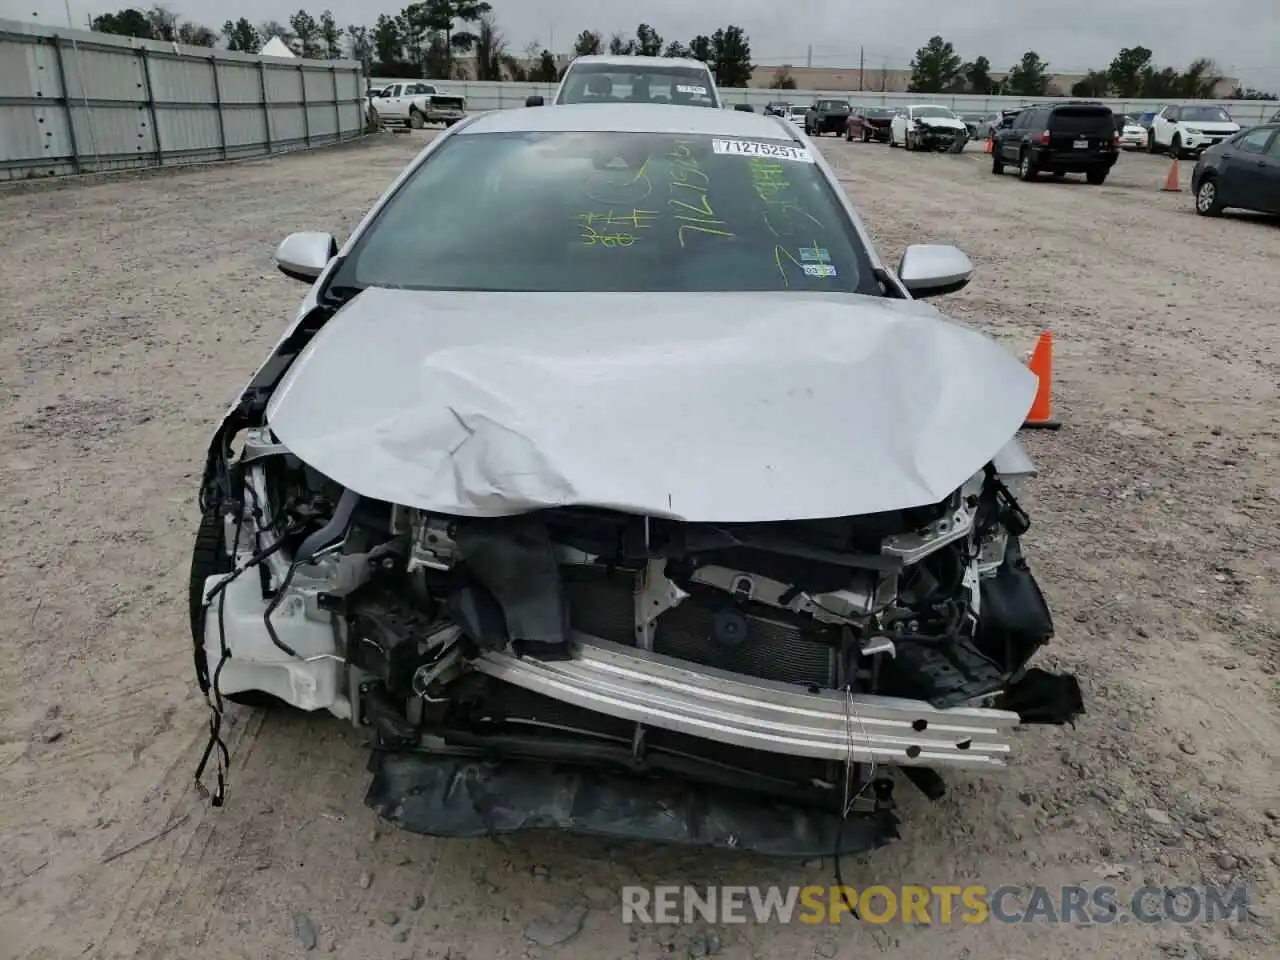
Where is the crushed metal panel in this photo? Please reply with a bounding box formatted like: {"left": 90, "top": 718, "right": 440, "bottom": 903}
{"left": 264, "top": 288, "right": 1039, "bottom": 523}
{"left": 366, "top": 751, "right": 900, "bottom": 857}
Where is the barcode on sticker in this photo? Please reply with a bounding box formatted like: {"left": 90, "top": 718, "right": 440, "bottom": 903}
{"left": 676, "top": 84, "right": 707, "bottom": 94}
{"left": 711, "top": 139, "right": 814, "bottom": 163}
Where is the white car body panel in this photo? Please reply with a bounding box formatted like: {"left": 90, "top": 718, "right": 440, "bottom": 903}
{"left": 264, "top": 288, "right": 1037, "bottom": 523}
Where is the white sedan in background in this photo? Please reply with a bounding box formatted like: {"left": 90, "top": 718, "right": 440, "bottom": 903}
{"left": 889, "top": 104, "right": 969, "bottom": 151}
{"left": 1118, "top": 115, "right": 1147, "bottom": 150}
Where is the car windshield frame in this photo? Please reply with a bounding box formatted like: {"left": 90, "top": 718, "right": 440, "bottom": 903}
{"left": 1180, "top": 105, "right": 1233, "bottom": 123}
{"left": 323, "top": 129, "right": 882, "bottom": 297}
{"left": 555, "top": 64, "right": 718, "bottom": 108}
{"left": 912, "top": 106, "right": 956, "bottom": 119}
{"left": 816, "top": 100, "right": 851, "bottom": 111}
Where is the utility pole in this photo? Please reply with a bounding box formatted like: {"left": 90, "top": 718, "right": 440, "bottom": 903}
{"left": 859, "top": 46, "right": 864, "bottom": 90}
{"left": 806, "top": 45, "right": 812, "bottom": 69}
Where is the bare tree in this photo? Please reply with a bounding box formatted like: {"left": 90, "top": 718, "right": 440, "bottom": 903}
{"left": 473, "top": 13, "right": 506, "bottom": 82}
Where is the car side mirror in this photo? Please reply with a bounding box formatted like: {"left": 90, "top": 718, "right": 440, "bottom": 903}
{"left": 276, "top": 231, "right": 337, "bottom": 283}
{"left": 525, "top": 95, "right": 544, "bottom": 107}
{"left": 898, "top": 244, "right": 974, "bottom": 298}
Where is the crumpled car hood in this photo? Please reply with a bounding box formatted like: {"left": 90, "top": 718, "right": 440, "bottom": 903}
{"left": 265, "top": 289, "right": 1037, "bottom": 522}
{"left": 918, "top": 118, "right": 967, "bottom": 132}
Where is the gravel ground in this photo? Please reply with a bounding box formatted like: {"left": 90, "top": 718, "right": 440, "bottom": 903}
{"left": 0, "top": 132, "right": 1276, "bottom": 960}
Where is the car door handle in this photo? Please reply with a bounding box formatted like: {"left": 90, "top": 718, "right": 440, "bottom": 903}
{"left": 1257, "top": 159, "right": 1267, "bottom": 166}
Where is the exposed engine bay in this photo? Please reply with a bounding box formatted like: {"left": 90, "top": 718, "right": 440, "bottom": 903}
{"left": 193, "top": 423, "right": 1083, "bottom": 856}
{"left": 914, "top": 122, "right": 969, "bottom": 153}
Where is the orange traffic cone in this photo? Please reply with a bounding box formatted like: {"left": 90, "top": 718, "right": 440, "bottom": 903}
{"left": 1161, "top": 157, "right": 1181, "bottom": 192}
{"left": 1022, "top": 332, "right": 1061, "bottom": 430}
{"left": 984, "top": 135, "right": 993, "bottom": 155}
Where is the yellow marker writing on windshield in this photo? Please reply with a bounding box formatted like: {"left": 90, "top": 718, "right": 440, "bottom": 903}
{"left": 576, "top": 209, "right": 657, "bottom": 247}
{"left": 667, "top": 140, "right": 734, "bottom": 246}
{"left": 586, "top": 156, "right": 654, "bottom": 205}
{"left": 749, "top": 157, "right": 823, "bottom": 238}
{"left": 580, "top": 226, "right": 636, "bottom": 247}
{"left": 773, "top": 245, "right": 804, "bottom": 286}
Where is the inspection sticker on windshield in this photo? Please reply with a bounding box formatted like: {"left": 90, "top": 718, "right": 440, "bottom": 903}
{"left": 676, "top": 84, "right": 708, "bottom": 95}
{"left": 803, "top": 263, "right": 836, "bottom": 277}
{"left": 712, "top": 139, "right": 815, "bottom": 162}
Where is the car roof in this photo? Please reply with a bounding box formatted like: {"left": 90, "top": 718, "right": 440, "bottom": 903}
{"left": 459, "top": 103, "right": 801, "bottom": 140}
{"left": 566, "top": 54, "right": 712, "bottom": 71}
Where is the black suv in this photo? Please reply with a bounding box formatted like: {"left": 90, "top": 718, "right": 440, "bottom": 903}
{"left": 992, "top": 102, "right": 1119, "bottom": 184}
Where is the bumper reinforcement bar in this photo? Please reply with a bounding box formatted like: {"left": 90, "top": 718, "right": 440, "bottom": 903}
{"left": 473, "top": 635, "right": 1020, "bottom": 769}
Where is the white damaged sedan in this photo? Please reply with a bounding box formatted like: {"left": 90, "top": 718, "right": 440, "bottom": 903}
{"left": 190, "top": 104, "right": 1081, "bottom": 856}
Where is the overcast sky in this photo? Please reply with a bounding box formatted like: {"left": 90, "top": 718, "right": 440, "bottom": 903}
{"left": 4, "top": 1, "right": 1277, "bottom": 89}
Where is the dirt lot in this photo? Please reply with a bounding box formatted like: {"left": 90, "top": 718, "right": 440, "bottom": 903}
{"left": 1, "top": 132, "right": 1277, "bottom": 960}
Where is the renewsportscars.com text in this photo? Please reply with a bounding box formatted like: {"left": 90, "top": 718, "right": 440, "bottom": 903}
{"left": 621, "top": 885, "right": 1250, "bottom": 925}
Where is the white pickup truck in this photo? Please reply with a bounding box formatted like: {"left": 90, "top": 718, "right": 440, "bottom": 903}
{"left": 1148, "top": 104, "right": 1240, "bottom": 159}
{"left": 369, "top": 82, "right": 466, "bottom": 129}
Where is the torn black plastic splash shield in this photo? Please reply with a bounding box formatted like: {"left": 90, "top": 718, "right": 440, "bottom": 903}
{"left": 365, "top": 752, "right": 900, "bottom": 857}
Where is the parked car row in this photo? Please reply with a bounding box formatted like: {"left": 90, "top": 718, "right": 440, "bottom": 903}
{"left": 973, "top": 101, "right": 1280, "bottom": 217}
{"left": 370, "top": 61, "right": 1278, "bottom": 222}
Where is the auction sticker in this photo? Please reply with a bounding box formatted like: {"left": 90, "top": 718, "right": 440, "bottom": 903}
{"left": 676, "top": 84, "right": 708, "bottom": 95}
{"left": 711, "top": 139, "right": 815, "bottom": 162}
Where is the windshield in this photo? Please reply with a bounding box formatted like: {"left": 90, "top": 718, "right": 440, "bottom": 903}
{"left": 556, "top": 64, "right": 717, "bottom": 107}
{"left": 788, "top": 106, "right": 806, "bottom": 115}
{"left": 817, "top": 100, "right": 851, "bottom": 112}
{"left": 912, "top": 106, "right": 956, "bottom": 119}
{"left": 864, "top": 108, "right": 892, "bottom": 118}
{"left": 330, "top": 131, "right": 877, "bottom": 295}
{"left": 1181, "top": 106, "right": 1232, "bottom": 123}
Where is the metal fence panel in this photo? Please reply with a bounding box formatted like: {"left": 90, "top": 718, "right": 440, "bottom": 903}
{"left": 367, "top": 76, "right": 1278, "bottom": 128}
{"left": 0, "top": 17, "right": 366, "bottom": 181}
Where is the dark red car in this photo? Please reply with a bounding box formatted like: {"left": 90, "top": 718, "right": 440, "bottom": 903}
{"left": 846, "top": 106, "right": 894, "bottom": 143}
